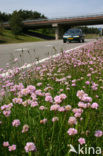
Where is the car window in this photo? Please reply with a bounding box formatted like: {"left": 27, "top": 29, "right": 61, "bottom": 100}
{"left": 67, "top": 29, "right": 82, "bottom": 35}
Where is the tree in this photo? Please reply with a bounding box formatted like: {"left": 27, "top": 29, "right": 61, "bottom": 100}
{"left": 17, "top": 9, "right": 47, "bottom": 20}
{"left": 9, "top": 11, "right": 24, "bottom": 36}
{"left": 0, "top": 22, "right": 4, "bottom": 35}
{"left": 0, "top": 11, "right": 11, "bottom": 22}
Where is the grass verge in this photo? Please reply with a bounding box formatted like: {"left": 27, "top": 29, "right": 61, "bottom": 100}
{"left": 0, "top": 39, "right": 103, "bottom": 156}
{"left": 0, "top": 29, "right": 44, "bottom": 44}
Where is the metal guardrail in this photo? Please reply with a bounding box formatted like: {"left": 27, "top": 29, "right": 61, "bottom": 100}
{"left": 23, "top": 13, "right": 103, "bottom": 23}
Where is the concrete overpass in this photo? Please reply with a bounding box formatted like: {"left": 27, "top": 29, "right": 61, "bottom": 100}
{"left": 4, "top": 14, "right": 103, "bottom": 40}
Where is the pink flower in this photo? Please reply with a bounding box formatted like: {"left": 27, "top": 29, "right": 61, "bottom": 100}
{"left": 35, "top": 90, "right": 43, "bottom": 96}
{"left": 76, "top": 90, "right": 85, "bottom": 99}
{"left": 52, "top": 117, "right": 59, "bottom": 122}
{"left": 27, "top": 85, "right": 36, "bottom": 93}
{"left": 74, "top": 112, "right": 81, "bottom": 118}
{"left": 45, "top": 95, "right": 53, "bottom": 103}
{"left": 22, "top": 124, "right": 29, "bottom": 133}
{"left": 91, "top": 86, "right": 98, "bottom": 90}
{"left": 3, "top": 141, "right": 9, "bottom": 147}
{"left": 31, "top": 101, "right": 38, "bottom": 107}
{"left": 95, "top": 95, "right": 99, "bottom": 98}
{"left": 22, "top": 101, "right": 28, "bottom": 107}
{"left": 94, "top": 130, "right": 103, "bottom": 137}
{"left": 85, "top": 81, "right": 90, "bottom": 85}
{"left": 91, "top": 103, "right": 99, "bottom": 109}
{"left": 8, "top": 144, "right": 16, "bottom": 151}
{"left": 45, "top": 93, "right": 51, "bottom": 96}
{"left": 0, "top": 121, "right": 2, "bottom": 124}
{"left": 14, "top": 58, "right": 18, "bottom": 62}
{"left": 58, "top": 106, "right": 65, "bottom": 112}
{"left": 37, "top": 82, "right": 42, "bottom": 86}
{"left": 3, "top": 110, "right": 11, "bottom": 117}
{"left": 87, "top": 73, "right": 91, "bottom": 77}
{"left": 1, "top": 105, "right": 9, "bottom": 111}
{"left": 82, "top": 96, "right": 92, "bottom": 103}
{"left": 12, "top": 119, "right": 20, "bottom": 127}
{"left": 65, "top": 105, "right": 72, "bottom": 111}
{"left": 31, "top": 93, "right": 37, "bottom": 100}
{"left": 54, "top": 96, "right": 62, "bottom": 104}
{"left": 59, "top": 89, "right": 63, "bottom": 92}
{"left": 78, "top": 138, "right": 86, "bottom": 145}
{"left": 12, "top": 98, "right": 23, "bottom": 104}
{"left": 72, "top": 108, "right": 83, "bottom": 114}
{"left": 8, "top": 103, "right": 13, "bottom": 109}
{"left": 76, "top": 90, "right": 92, "bottom": 102}
{"left": 24, "top": 142, "right": 36, "bottom": 153}
{"left": 50, "top": 104, "right": 60, "bottom": 111}
{"left": 20, "top": 88, "right": 30, "bottom": 96}
{"left": 67, "top": 128, "right": 78, "bottom": 136}
{"left": 40, "top": 118, "right": 47, "bottom": 124}
{"left": 68, "top": 117, "right": 77, "bottom": 125}
{"left": 60, "top": 93, "right": 67, "bottom": 100}
{"left": 72, "top": 83, "right": 76, "bottom": 86}
{"left": 39, "top": 106, "right": 47, "bottom": 110}
{"left": 78, "top": 102, "right": 87, "bottom": 109}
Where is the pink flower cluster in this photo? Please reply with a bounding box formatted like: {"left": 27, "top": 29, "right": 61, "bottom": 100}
{"left": 40, "top": 118, "right": 47, "bottom": 124}
{"left": 77, "top": 90, "right": 92, "bottom": 102}
{"left": 67, "top": 128, "right": 78, "bottom": 136}
{"left": 68, "top": 116, "right": 77, "bottom": 125}
{"left": 24, "top": 142, "right": 36, "bottom": 153}
{"left": 12, "top": 119, "right": 21, "bottom": 127}
{"left": 72, "top": 108, "right": 83, "bottom": 118}
{"left": 8, "top": 145, "right": 16, "bottom": 151}
{"left": 54, "top": 93, "right": 67, "bottom": 104}
{"left": 94, "top": 130, "right": 103, "bottom": 137}
{"left": 12, "top": 98, "right": 23, "bottom": 104}
{"left": 45, "top": 95, "right": 53, "bottom": 103}
{"left": 91, "top": 102, "right": 99, "bottom": 109}
{"left": 22, "top": 124, "right": 29, "bottom": 133}
{"left": 78, "top": 138, "right": 86, "bottom": 145}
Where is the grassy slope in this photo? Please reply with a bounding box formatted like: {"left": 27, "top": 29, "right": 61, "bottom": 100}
{"left": 85, "top": 34, "right": 99, "bottom": 39}
{"left": 0, "top": 30, "right": 44, "bottom": 44}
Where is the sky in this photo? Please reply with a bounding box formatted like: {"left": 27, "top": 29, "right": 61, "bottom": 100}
{"left": 0, "top": 0, "right": 103, "bottom": 18}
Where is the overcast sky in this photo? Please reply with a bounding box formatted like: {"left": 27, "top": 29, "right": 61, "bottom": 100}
{"left": 0, "top": 0, "right": 103, "bottom": 18}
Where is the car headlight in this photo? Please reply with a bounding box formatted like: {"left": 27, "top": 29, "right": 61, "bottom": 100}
{"left": 73, "top": 36, "right": 79, "bottom": 37}
{"left": 63, "top": 35, "right": 71, "bottom": 38}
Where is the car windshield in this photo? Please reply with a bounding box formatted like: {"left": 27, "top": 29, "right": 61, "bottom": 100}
{"left": 66, "top": 29, "right": 81, "bottom": 35}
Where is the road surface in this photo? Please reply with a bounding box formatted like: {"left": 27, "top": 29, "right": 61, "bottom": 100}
{"left": 0, "top": 39, "right": 95, "bottom": 69}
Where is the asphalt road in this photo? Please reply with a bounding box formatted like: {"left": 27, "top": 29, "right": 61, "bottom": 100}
{"left": 0, "top": 39, "right": 95, "bottom": 69}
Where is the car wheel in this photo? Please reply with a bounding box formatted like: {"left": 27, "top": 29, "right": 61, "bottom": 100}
{"left": 63, "top": 40, "right": 66, "bottom": 43}
{"left": 79, "top": 38, "right": 82, "bottom": 43}
{"left": 82, "top": 39, "right": 84, "bottom": 43}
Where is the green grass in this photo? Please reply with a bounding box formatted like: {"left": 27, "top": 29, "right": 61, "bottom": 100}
{"left": 0, "top": 39, "right": 103, "bottom": 155}
{"left": 85, "top": 34, "right": 100, "bottom": 39}
{"left": 0, "top": 29, "right": 44, "bottom": 44}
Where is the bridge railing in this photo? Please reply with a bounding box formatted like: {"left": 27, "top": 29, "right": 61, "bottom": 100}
{"left": 22, "top": 13, "right": 103, "bottom": 23}
{"left": 3, "top": 12, "right": 103, "bottom": 25}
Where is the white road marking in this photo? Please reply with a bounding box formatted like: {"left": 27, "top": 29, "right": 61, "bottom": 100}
{"left": 46, "top": 45, "right": 53, "bottom": 47}
{"left": 15, "top": 48, "right": 29, "bottom": 52}
{"left": 1, "top": 40, "right": 96, "bottom": 77}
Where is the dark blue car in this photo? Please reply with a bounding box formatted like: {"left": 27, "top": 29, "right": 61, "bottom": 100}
{"left": 63, "top": 28, "right": 85, "bottom": 43}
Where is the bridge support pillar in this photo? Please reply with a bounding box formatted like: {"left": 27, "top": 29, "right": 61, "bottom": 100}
{"left": 55, "top": 27, "right": 59, "bottom": 40}
{"left": 52, "top": 23, "right": 59, "bottom": 40}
